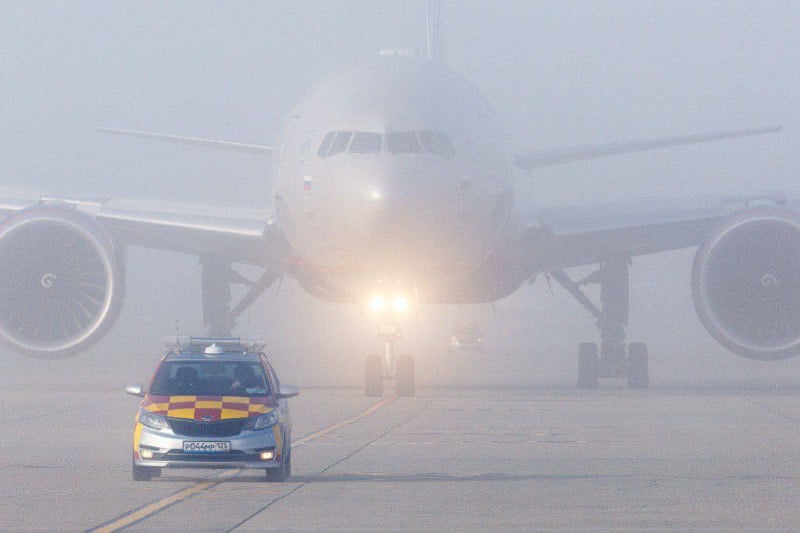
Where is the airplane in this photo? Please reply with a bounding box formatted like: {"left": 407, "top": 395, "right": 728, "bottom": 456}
{"left": 0, "top": 14, "right": 794, "bottom": 397}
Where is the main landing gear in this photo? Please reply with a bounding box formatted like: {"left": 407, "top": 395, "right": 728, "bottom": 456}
{"left": 551, "top": 256, "right": 649, "bottom": 389}
{"left": 200, "top": 255, "right": 282, "bottom": 336}
{"left": 364, "top": 321, "right": 415, "bottom": 397}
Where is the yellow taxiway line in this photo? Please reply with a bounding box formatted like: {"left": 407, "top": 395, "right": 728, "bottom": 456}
{"left": 92, "top": 395, "right": 396, "bottom": 532}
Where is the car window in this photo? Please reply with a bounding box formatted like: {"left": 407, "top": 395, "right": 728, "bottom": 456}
{"left": 149, "top": 361, "right": 271, "bottom": 397}
{"left": 267, "top": 363, "right": 280, "bottom": 393}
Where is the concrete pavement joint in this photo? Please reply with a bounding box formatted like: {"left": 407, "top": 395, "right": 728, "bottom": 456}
{"left": 226, "top": 392, "right": 445, "bottom": 532}
{"left": 742, "top": 397, "right": 800, "bottom": 424}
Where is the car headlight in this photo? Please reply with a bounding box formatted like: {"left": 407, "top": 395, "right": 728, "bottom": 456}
{"left": 243, "top": 412, "right": 278, "bottom": 431}
{"left": 138, "top": 409, "right": 168, "bottom": 430}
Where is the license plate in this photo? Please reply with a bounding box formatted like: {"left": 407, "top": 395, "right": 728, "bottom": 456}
{"left": 183, "top": 441, "right": 230, "bottom": 453}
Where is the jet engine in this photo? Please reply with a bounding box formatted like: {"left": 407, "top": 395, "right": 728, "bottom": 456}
{"left": 692, "top": 207, "right": 800, "bottom": 360}
{"left": 0, "top": 207, "right": 125, "bottom": 358}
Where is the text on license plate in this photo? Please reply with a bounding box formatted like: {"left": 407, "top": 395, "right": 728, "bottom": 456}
{"left": 183, "top": 441, "right": 230, "bottom": 453}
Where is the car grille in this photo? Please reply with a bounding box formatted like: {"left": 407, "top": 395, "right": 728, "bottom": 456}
{"left": 161, "top": 450, "right": 258, "bottom": 462}
{"left": 168, "top": 418, "right": 247, "bottom": 437}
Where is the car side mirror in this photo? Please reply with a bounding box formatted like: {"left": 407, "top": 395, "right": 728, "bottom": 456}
{"left": 277, "top": 384, "right": 299, "bottom": 399}
{"left": 125, "top": 383, "right": 145, "bottom": 397}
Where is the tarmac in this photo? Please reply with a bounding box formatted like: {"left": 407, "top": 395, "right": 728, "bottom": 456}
{"left": 2, "top": 351, "right": 800, "bottom": 530}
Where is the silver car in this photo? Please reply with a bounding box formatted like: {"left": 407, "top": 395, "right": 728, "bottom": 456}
{"left": 126, "top": 337, "right": 298, "bottom": 481}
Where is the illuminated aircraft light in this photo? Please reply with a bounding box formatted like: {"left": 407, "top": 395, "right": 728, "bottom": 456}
{"left": 369, "top": 189, "right": 382, "bottom": 200}
{"left": 260, "top": 451, "right": 275, "bottom": 461}
{"left": 392, "top": 295, "right": 410, "bottom": 313}
{"left": 140, "top": 450, "right": 154, "bottom": 459}
{"left": 369, "top": 295, "right": 386, "bottom": 313}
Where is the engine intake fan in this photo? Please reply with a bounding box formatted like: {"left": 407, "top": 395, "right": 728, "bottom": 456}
{"left": 692, "top": 207, "right": 800, "bottom": 360}
{"left": 0, "top": 206, "right": 124, "bottom": 358}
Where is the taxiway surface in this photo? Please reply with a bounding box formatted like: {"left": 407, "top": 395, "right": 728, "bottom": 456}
{"left": 2, "top": 358, "right": 800, "bottom": 530}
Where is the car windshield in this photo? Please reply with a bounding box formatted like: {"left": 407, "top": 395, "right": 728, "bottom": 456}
{"left": 149, "top": 360, "right": 271, "bottom": 397}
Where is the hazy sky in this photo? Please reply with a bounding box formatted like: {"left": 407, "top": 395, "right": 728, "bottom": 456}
{"left": 2, "top": 1, "right": 799, "bottom": 384}
{"left": 2, "top": 1, "right": 796, "bottom": 202}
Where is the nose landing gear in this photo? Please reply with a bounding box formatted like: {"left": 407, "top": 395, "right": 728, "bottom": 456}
{"left": 364, "top": 321, "right": 416, "bottom": 397}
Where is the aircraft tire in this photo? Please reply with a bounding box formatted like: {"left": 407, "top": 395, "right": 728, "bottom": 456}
{"left": 627, "top": 342, "right": 649, "bottom": 389}
{"left": 577, "top": 342, "right": 599, "bottom": 389}
{"left": 364, "top": 354, "right": 384, "bottom": 397}
{"left": 396, "top": 354, "right": 415, "bottom": 397}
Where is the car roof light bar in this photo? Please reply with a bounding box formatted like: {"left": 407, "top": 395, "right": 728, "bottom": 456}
{"left": 163, "top": 336, "right": 267, "bottom": 352}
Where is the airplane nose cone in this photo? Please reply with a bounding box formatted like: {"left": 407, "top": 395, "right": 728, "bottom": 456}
{"left": 357, "top": 174, "right": 473, "bottom": 284}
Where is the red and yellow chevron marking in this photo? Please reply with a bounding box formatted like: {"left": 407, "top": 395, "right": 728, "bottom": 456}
{"left": 143, "top": 395, "right": 272, "bottom": 421}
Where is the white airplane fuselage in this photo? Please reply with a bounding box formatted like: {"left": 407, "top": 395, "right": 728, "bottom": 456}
{"left": 272, "top": 55, "right": 522, "bottom": 304}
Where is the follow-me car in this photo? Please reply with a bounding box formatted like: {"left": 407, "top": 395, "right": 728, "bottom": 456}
{"left": 125, "top": 337, "right": 298, "bottom": 481}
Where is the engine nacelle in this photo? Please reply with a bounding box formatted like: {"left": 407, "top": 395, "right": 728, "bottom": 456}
{"left": 0, "top": 206, "right": 125, "bottom": 358}
{"left": 692, "top": 207, "right": 800, "bottom": 360}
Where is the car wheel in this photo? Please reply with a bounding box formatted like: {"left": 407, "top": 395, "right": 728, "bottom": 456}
{"left": 265, "top": 446, "right": 290, "bottom": 482}
{"left": 132, "top": 457, "right": 157, "bottom": 481}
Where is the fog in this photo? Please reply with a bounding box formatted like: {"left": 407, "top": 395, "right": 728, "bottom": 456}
{"left": 1, "top": 0, "right": 799, "bottom": 390}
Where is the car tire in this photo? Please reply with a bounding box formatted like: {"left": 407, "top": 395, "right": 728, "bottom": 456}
{"left": 132, "top": 457, "right": 158, "bottom": 481}
{"left": 265, "top": 445, "right": 290, "bottom": 482}
{"left": 364, "top": 354, "right": 384, "bottom": 397}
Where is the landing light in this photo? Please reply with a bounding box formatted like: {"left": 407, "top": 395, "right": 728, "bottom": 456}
{"left": 369, "top": 189, "right": 382, "bottom": 200}
{"left": 369, "top": 295, "right": 386, "bottom": 313}
{"left": 392, "top": 295, "right": 410, "bottom": 314}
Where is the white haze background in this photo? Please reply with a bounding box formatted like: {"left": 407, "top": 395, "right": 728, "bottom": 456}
{"left": 1, "top": 0, "right": 798, "bottom": 388}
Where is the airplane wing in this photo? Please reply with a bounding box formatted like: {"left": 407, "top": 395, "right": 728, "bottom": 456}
{"left": 515, "top": 126, "right": 781, "bottom": 170}
{"left": 0, "top": 186, "right": 288, "bottom": 268}
{"left": 0, "top": 186, "right": 293, "bottom": 359}
{"left": 518, "top": 193, "right": 792, "bottom": 272}
{"left": 97, "top": 127, "right": 274, "bottom": 155}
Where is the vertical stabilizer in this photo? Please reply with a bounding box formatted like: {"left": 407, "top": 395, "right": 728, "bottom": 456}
{"left": 426, "top": 0, "right": 444, "bottom": 63}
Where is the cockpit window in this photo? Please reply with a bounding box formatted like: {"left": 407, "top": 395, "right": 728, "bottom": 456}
{"left": 349, "top": 132, "right": 382, "bottom": 154}
{"left": 418, "top": 131, "right": 456, "bottom": 159}
{"left": 317, "top": 131, "right": 455, "bottom": 158}
{"left": 317, "top": 132, "right": 335, "bottom": 158}
{"left": 386, "top": 131, "right": 422, "bottom": 154}
{"left": 328, "top": 131, "right": 352, "bottom": 156}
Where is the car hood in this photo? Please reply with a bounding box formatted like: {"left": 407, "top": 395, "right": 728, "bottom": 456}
{"left": 142, "top": 395, "right": 274, "bottom": 421}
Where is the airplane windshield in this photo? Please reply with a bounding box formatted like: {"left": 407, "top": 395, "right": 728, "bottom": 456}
{"left": 148, "top": 361, "right": 271, "bottom": 397}
{"left": 328, "top": 131, "right": 352, "bottom": 156}
{"left": 386, "top": 131, "right": 422, "bottom": 154}
{"left": 349, "top": 132, "right": 382, "bottom": 153}
{"left": 318, "top": 131, "right": 455, "bottom": 158}
{"left": 317, "top": 132, "right": 336, "bottom": 157}
{"left": 418, "top": 131, "right": 456, "bottom": 159}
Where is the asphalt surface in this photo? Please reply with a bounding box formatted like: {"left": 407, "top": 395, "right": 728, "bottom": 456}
{"left": 2, "top": 356, "right": 800, "bottom": 530}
